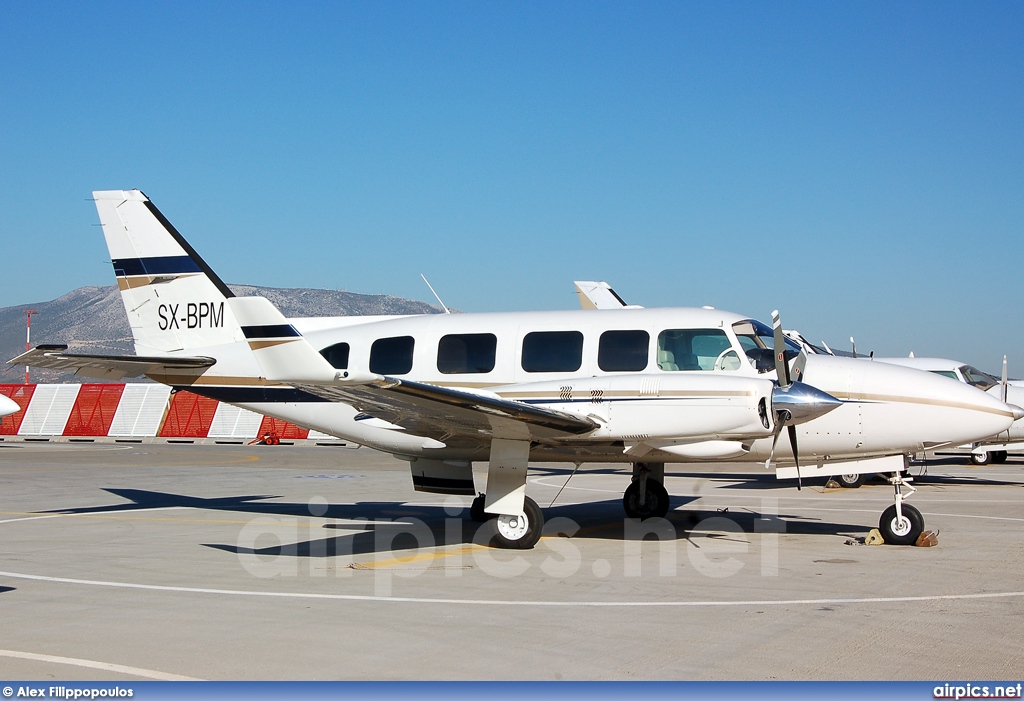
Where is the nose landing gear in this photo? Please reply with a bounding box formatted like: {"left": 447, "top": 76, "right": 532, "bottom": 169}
{"left": 879, "top": 471, "right": 924, "bottom": 545}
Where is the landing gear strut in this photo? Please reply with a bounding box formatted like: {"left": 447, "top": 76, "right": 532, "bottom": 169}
{"left": 878, "top": 471, "right": 924, "bottom": 545}
{"left": 622, "top": 462, "right": 670, "bottom": 520}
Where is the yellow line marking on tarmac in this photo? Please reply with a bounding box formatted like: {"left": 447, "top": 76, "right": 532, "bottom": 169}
{"left": 353, "top": 543, "right": 484, "bottom": 569}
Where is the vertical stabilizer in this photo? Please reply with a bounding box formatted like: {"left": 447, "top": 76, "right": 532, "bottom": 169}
{"left": 94, "top": 190, "right": 244, "bottom": 355}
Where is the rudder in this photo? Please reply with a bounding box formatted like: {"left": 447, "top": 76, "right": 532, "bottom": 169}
{"left": 94, "top": 190, "right": 244, "bottom": 355}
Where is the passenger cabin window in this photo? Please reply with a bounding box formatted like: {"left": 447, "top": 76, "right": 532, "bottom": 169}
{"left": 522, "top": 331, "right": 584, "bottom": 373}
{"left": 598, "top": 330, "right": 649, "bottom": 372}
{"left": 319, "top": 342, "right": 350, "bottom": 370}
{"left": 657, "top": 329, "right": 733, "bottom": 371}
{"left": 370, "top": 336, "right": 415, "bottom": 375}
{"left": 437, "top": 333, "right": 497, "bottom": 374}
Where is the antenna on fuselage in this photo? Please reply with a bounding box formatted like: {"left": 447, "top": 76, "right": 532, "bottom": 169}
{"left": 1001, "top": 355, "right": 1009, "bottom": 403}
{"left": 420, "top": 274, "right": 451, "bottom": 314}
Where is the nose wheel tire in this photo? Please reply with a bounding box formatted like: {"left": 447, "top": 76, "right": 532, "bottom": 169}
{"left": 836, "top": 473, "right": 866, "bottom": 489}
{"left": 623, "top": 479, "right": 670, "bottom": 520}
{"left": 488, "top": 496, "right": 544, "bottom": 549}
{"left": 992, "top": 451, "right": 1008, "bottom": 464}
{"left": 878, "top": 503, "right": 924, "bottom": 545}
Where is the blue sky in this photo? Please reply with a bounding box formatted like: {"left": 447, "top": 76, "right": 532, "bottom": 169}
{"left": 1, "top": 2, "right": 1021, "bottom": 370}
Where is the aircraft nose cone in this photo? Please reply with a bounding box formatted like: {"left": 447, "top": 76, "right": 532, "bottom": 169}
{"left": 1010, "top": 404, "right": 1024, "bottom": 421}
{"left": 772, "top": 381, "right": 843, "bottom": 425}
{"left": 0, "top": 394, "right": 19, "bottom": 418}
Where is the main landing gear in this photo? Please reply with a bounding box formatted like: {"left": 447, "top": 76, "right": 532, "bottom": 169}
{"left": 622, "top": 462, "right": 670, "bottom": 520}
{"left": 878, "top": 471, "right": 925, "bottom": 545}
{"left": 469, "top": 493, "right": 543, "bottom": 549}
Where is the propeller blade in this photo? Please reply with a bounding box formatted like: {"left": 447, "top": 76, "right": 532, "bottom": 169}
{"left": 772, "top": 310, "right": 791, "bottom": 387}
{"left": 1002, "top": 355, "right": 1009, "bottom": 404}
{"left": 766, "top": 425, "right": 782, "bottom": 470}
{"left": 792, "top": 349, "right": 808, "bottom": 383}
{"left": 788, "top": 424, "right": 801, "bottom": 491}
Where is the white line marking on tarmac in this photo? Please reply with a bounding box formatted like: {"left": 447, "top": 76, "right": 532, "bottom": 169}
{"left": 0, "top": 506, "right": 185, "bottom": 525}
{"left": 0, "top": 648, "right": 201, "bottom": 680}
{"left": 1, "top": 569, "right": 1022, "bottom": 608}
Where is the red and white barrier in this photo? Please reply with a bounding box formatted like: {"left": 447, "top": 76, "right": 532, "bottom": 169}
{"left": 0, "top": 384, "right": 342, "bottom": 444}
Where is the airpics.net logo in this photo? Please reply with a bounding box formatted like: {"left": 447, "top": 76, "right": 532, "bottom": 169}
{"left": 934, "top": 683, "right": 1023, "bottom": 699}
{"left": 230, "top": 495, "right": 785, "bottom": 593}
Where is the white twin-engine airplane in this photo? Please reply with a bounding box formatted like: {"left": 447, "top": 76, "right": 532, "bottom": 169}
{"left": 0, "top": 394, "right": 19, "bottom": 420}
{"left": 12, "top": 191, "right": 1023, "bottom": 550}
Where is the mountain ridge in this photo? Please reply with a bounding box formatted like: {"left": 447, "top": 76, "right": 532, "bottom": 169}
{"left": 1, "top": 284, "right": 443, "bottom": 384}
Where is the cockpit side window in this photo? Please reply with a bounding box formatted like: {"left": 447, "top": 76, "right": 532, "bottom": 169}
{"left": 959, "top": 365, "right": 997, "bottom": 391}
{"left": 930, "top": 370, "right": 960, "bottom": 381}
{"left": 732, "top": 319, "right": 799, "bottom": 373}
{"left": 657, "top": 329, "right": 732, "bottom": 371}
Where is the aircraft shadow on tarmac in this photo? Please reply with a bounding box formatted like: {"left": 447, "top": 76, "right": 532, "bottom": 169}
{"left": 37, "top": 487, "right": 869, "bottom": 559}
{"left": 0, "top": 586, "right": 15, "bottom": 594}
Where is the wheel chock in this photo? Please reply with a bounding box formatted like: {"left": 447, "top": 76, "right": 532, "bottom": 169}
{"left": 864, "top": 529, "right": 885, "bottom": 546}
{"left": 825, "top": 478, "right": 841, "bottom": 489}
{"left": 915, "top": 530, "right": 939, "bottom": 547}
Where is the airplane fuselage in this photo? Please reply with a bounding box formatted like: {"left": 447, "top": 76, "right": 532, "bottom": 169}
{"left": 157, "top": 306, "right": 1015, "bottom": 466}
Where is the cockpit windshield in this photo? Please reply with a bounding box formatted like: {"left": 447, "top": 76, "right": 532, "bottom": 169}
{"left": 732, "top": 319, "right": 800, "bottom": 373}
{"left": 959, "top": 365, "right": 998, "bottom": 391}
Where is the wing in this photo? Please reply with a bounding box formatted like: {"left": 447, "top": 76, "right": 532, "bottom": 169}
{"left": 292, "top": 377, "right": 598, "bottom": 443}
{"left": 9, "top": 344, "right": 215, "bottom": 381}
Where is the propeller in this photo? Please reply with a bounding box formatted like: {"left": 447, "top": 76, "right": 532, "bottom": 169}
{"left": 768, "top": 310, "right": 803, "bottom": 490}
{"left": 1001, "top": 355, "right": 1009, "bottom": 404}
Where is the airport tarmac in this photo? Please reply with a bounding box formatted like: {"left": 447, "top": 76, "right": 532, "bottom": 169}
{"left": 0, "top": 442, "right": 1022, "bottom": 681}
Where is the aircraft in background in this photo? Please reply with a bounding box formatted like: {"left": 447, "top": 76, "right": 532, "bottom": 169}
{"left": 11, "top": 192, "right": 1023, "bottom": 549}
{"left": 0, "top": 393, "right": 19, "bottom": 421}
{"left": 876, "top": 356, "right": 1024, "bottom": 465}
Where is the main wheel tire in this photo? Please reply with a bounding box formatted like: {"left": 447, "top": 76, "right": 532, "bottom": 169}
{"left": 623, "top": 479, "right": 670, "bottom": 520}
{"left": 992, "top": 451, "right": 1008, "bottom": 464}
{"left": 489, "top": 496, "right": 543, "bottom": 549}
{"left": 836, "top": 473, "right": 866, "bottom": 489}
{"left": 970, "top": 452, "right": 991, "bottom": 466}
{"left": 878, "top": 503, "right": 925, "bottom": 546}
{"left": 470, "top": 493, "right": 492, "bottom": 523}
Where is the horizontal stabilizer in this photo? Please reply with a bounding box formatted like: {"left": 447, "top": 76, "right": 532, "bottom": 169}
{"left": 9, "top": 345, "right": 215, "bottom": 381}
